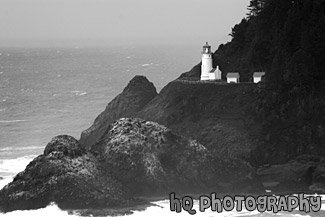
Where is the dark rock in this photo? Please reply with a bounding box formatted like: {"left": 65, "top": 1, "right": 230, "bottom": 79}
{"left": 79, "top": 75, "right": 157, "bottom": 150}
{"left": 178, "top": 63, "right": 201, "bottom": 79}
{"left": 0, "top": 135, "right": 126, "bottom": 212}
{"left": 44, "top": 135, "right": 86, "bottom": 157}
{"left": 137, "top": 80, "right": 261, "bottom": 163}
{"left": 0, "top": 118, "right": 264, "bottom": 213}
{"left": 257, "top": 155, "right": 325, "bottom": 194}
{"left": 91, "top": 117, "right": 264, "bottom": 196}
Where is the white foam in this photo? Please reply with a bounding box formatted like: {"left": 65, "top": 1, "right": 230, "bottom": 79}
{"left": 0, "top": 203, "right": 76, "bottom": 217}
{"left": 0, "top": 190, "right": 322, "bottom": 217}
{"left": 70, "top": 90, "right": 88, "bottom": 96}
{"left": 0, "top": 120, "right": 26, "bottom": 123}
{"left": 130, "top": 198, "right": 325, "bottom": 217}
{"left": 0, "top": 177, "right": 13, "bottom": 189}
{"left": 77, "top": 92, "right": 87, "bottom": 96}
{"left": 0, "top": 146, "right": 43, "bottom": 152}
{"left": 130, "top": 199, "right": 263, "bottom": 217}
{"left": 0, "top": 200, "right": 318, "bottom": 217}
{"left": 0, "top": 155, "right": 36, "bottom": 174}
{"left": 141, "top": 63, "right": 152, "bottom": 67}
{"left": 74, "top": 92, "right": 87, "bottom": 96}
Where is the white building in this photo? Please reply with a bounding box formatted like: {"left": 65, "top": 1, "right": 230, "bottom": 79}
{"left": 226, "top": 72, "right": 240, "bottom": 83}
{"left": 201, "top": 42, "right": 222, "bottom": 81}
{"left": 209, "top": 65, "right": 222, "bottom": 80}
{"left": 253, "top": 72, "right": 265, "bottom": 83}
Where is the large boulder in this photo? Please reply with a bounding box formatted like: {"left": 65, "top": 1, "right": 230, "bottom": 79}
{"left": 0, "top": 135, "right": 125, "bottom": 212}
{"left": 80, "top": 75, "right": 157, "bottom": 150}
{"left": 91, "top": 117, "right": 264, "bottom": 196}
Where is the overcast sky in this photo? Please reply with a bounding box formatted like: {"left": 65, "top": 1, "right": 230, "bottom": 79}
{"left": 0, "top": 0, "right": 250, "bottom": 46}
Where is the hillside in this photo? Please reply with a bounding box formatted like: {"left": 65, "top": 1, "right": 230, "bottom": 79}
{"left": 138, "top": 81, "right": 262, "bottom": 163}
{"left": 180, "top": 0, "right": 325, "bottom": 165}
{"left": 77, "top": 0, "right": 325, "bottom": 194}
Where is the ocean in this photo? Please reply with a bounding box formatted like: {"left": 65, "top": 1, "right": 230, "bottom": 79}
{"left": 0, "top": 44, "right": 324, "bottom": 216}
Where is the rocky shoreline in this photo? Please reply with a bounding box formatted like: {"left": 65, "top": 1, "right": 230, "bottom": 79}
{"left": 0, "top": 75, "right": 324, "bottom": 213}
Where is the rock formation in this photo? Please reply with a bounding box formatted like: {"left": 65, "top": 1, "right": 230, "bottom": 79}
{"left": 80, "top": 75, "right": 157, "bottom": 150}
{"left": 258, "top": 155, "right": 325, "bottom": 194}
{"left": 138, "top": 80, "right": 262, "bottom": 163}
{"left": 0, "top": 117, "right": 264, "bottom": 212}
{"left": 0, "top": 135, "right": 126, "bottom": 212}
{"left": 91, "top": 117, "right": 264, "bottom": 196}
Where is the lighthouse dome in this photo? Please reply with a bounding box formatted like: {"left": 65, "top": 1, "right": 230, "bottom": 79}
{"left": 203, "top": 42, "right": 211, "bottom": 48}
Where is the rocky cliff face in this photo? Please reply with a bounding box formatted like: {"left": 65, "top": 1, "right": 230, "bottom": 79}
{"left": 0, "top": 116, "right": 264, "bottom": 212}
{"left": 0, "top": 135, "right": 125, "bottom": 212}
{"left": 138, "top": 80, "right": 262, "bottom": 163}
{"left": 91, "top": 117, "right": 263, "bottom": 196}
{"left": 78, "top": 75, "right": 325, "bottom": 194}
{"left": 79, "top": 75, "right": 157, "bottom": 150}
{"left": 80, "top": 74, "right": 263, "bottom": 163}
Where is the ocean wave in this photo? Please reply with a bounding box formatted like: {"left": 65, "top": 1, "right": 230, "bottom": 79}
{"left": 0, "top": 177, "right": 13, "bottom": 189}
{"left": 70, "top": 91, "right": 88, "bottom": 96}
{"left": 132, "top": 199, "right": 320, "bottom": 217}
{"left": 130, "top": 199, "right": 263, "bottom": 217}
{"left": 0, "top": 120, "right": 27, "bottom": 123}
{"left": 0, "top": 155, "right": 36, "bottom": 174}
{"left": 0, "top": 146, "right": 44, "bottom": 152}
{"left": 0, "top": 203, "right": 75, "bottom": 217}
{"left": 141, "top": 63, "right": 152, "bottom": 67}
{"left": 77, "top": 92, "right": 87, "bottom": 96}
{"left": 0, "top": 199, "right": 319, "bottom": 217}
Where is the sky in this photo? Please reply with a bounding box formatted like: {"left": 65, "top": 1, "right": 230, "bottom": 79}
{"left": 0, "top": 0, "right": 250, "bottom": 46}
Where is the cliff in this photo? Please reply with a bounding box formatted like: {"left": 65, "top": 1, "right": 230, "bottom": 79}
{"left": 138, "top": 81, "right": 262, "bottom": 163}
{"left": 0, "top": 135, "right": 126, "bottom": 212}
{"left": 0, "top": 116, "right": 263, "bottom": 213}
{"left": 180, "top": 0, "right": 325, "bottom": 165}
{"left": 90, "top": 117, "right": 263, "bottom": 196}
{"left": 79, "top": 76, "right": 265, "bottom": 164}
{"left": 80, "top": 75, "right": 157, "bottom": 150}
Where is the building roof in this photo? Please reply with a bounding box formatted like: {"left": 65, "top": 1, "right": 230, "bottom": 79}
{"left": 253, "top": 72, "right": 265, "bottom": 77}
{"left": 203, "top": 42, "right": 211, "bottom": 48}
{"left": 226, "top": 72, "right": 240, "bottom": 78}
{"left": 210, "top": 66, "right": 222, "bottom": 73}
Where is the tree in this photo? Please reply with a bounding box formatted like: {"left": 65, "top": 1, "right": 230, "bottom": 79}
{"left": 247, "top": 0, "right": 268, "bottom": 17}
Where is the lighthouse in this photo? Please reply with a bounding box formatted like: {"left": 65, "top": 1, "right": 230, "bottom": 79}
{"left": 201, "top": 42, "right": 213, "bottom": 81}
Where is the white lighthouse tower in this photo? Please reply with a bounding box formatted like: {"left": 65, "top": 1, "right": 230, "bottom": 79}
{"left": 201, "top": 42, "right": 213, "bottom": 81}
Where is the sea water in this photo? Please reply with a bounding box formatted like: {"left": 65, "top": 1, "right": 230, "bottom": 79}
{"left": 0, "top": 44, "right": 324, "bottom": 216}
